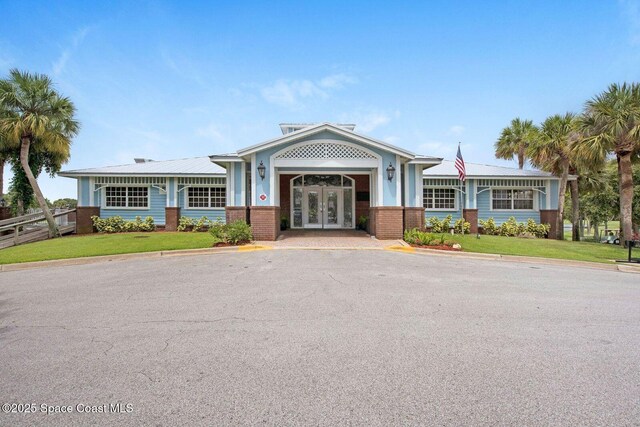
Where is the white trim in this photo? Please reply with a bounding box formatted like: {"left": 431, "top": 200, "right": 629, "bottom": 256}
{"left": 423, "top": 187, "right": 459, "bottom": 211}
{"left": 395, "top": 155, "right": 402, "bottom": 207}
{"left": 165, "top": 178, "right": 170, "bottom": 207}
{"left": 251, "top": 154, "right": 257, "bottom": 206}
{"left": 237, "top": 122, "right": 415, "bottom": 158}
{"left": 465, "top": 180, "right": 470, "bottom": 209}
{"left": 269, "top": 160, "right": 276, "bottom": 207}
{"left": 545, "top": 180, "right": 551, "bottom": 209}
{"left": 270, "top": 139, "right": 381, "bottom": 169}
{"left": 77, "top": 179, "right": 83, "bottom": 206}
{"left": 240, "top": 162, "right": 246, "bottom": 207}
{"left": 228, "top": 163, "right": 235, "bottom": 207}
{"left": 101, "top": 184, "right": 151, "bottom": 210}
{"left": 423, "top": 174, "right": 558, "bottom": 180}
{"left": 173, "top": 178, "right": 178, "bottom": 208}
{"left": 489, "top": 188, "right": 539, "bottom": 212}
{"left": 60, "top": 173, "right": 226, "bottom": 178}
{"left": 89, "top": 177, "right": 95, "bottom": 206}
{"left": 415, "top": 166, "right": 423, "bottom": 207}
{"left": 403, "top": 162, "right": 410, "bottom": 207}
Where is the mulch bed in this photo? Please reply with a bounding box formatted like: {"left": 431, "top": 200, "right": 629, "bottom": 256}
{"left": 409, "top": 244, "right": 461, "bottom": 251}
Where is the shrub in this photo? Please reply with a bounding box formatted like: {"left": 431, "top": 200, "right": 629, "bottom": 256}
{"left": 209, "top": 220, "right": 253, "bottom": 245}
{"left": 428, "top": 215, "right": 453, "bottom": 233}
{"left": 177, "top": 216, "right": 213, "bottom": 232}
{"left": 479, "top": 217, "right": 550, "bottom": 238}
{"left": 453, "top": 218, "right": 471, "bottom": 234}
{"left": 404, "top": 228, "right": 454, "bottom": 247}
{"left": 91, "top": 215, "right": 155, "bottom": 233}
{"left": 479, "top": 217, "right": 497, "bottom": 235}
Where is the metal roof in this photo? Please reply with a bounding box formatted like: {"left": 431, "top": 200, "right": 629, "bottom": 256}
{"left": 423, "top": 160, "right": 556, "bottom": 178}
{"left": 59, "top": 156, "right": 225, "bottom": 177}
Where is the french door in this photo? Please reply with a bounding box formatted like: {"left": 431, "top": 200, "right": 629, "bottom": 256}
{"left": 302, "top": 187, "right": 343, "bottom": 229}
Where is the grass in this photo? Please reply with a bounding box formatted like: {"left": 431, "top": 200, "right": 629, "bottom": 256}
{"left": 0, "top": 232, "right": 215, "bottom": 264}
{"left": 0, "top": 230, "right": 632, "bottom": 266}
{"left": 448, "top": 234, "right": 628, "bottom": 264}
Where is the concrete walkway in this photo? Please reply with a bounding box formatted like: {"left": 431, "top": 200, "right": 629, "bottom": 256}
{"left": 255, "top": 229, "right": 401, "bottom": 248}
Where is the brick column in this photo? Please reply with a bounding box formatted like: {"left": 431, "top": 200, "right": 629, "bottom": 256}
{"left": 367, "top": 207, "right": 376, "bottom": 235}
{"left": 403, "top": 207, "right": 425, "bottom": 231}
{"left": 540, "top": 209, "right": 559, "bottom": 239}
{"left": 225, "top": 206, "right": 249, "bottom": 224}
{"left": 463, "top": 209, "right": 479, "bottom": 234}
{"left": 250, "top": 206, "right": 280, "bottom": 241}
{"left": 0, "top": 207, "right": 11, "bottom": 221}
{"left": 76, "top": 206, "right": 100, "bottom": 234}
{"left": 370, "top": 207, "right": 404, "bottom": 239}
{"left": 165, "top": 207, "right": 180, "bottom": 231}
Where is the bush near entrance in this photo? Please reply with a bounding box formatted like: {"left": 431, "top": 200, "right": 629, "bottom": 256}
{"left": 209, "top": 220, "right": 253, "bottom": 246}
{"left": 479, "top": 217, "right": 550, "bottom": 238}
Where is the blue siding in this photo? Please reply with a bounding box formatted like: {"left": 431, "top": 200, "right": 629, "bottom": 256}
{"left": 97, "top": 186, "right": 166, "bottom": 224}
{"left": 467, "top": 179, "right": 475, "bottom": 207}
{"left": 425, "top": 210, "right": 461, "bottom": 221}
{"left": 79, "top": 177, "right": 91, "bottom": 206}
{"left": 476, "top": 188, "right": 540, "bottom": 224}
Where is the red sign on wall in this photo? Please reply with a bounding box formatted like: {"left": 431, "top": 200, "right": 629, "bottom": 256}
{"left": 259, "top": 194, "right": 267, "bottom": 201}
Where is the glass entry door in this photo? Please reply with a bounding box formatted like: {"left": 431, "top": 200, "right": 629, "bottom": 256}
{"left": 302, "top": 187, "right": 343, "bottom": 229}
{"left": 291, "top": 174, "right": 354, "bottom": 229}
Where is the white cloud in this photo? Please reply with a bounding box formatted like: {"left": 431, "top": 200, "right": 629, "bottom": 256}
{"left": 318, "top": 73, "right": 358, "bottom": 89}
{"left": 260, "top": 73, "right": 357, "bottom": 108}
{"left": 448, "top": 125, "right": 465, "bottom": 136}
{"left": 340, "top": 109, "right": 394, "bottom": 133}
{"left": 53, "top": 26, "right": 91, "bottom": 76}
{"left": 416, "top": 140, "right": 473, "bottom": 159}
{"left": 196, "top": 123, "right": 226, "bottom": 143}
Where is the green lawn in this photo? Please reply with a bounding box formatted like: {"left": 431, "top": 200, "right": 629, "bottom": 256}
{"left": 448, "top": 234, "right": 628, "bottom": 264}
{"left": 0, "top": 232, "right": 215, "bottom": 264}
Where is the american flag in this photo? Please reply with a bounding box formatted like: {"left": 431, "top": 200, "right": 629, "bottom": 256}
{"left": 455, "top": 144, "right": 466, "bottom": 182}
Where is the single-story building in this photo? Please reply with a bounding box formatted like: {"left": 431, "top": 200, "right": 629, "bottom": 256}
{"left": 59, "top": 122, "right": 563, "bottom": 239}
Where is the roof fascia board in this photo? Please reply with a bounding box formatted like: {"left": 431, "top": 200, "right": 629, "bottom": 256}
{"left": 237, "top": 123, "right": 415, "bottom": 158}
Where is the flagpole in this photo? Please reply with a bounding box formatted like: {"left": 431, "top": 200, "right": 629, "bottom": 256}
{"left": 459, "top": 142, "right": 464, "bottom": 235}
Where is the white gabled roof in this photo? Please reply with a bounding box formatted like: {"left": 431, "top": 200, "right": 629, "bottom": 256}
{"left": 59, "top": 156, "right": 225, "bottom": 177}
{"left": 237, "top": 122, "right": 417, "bottom": 158}
{"left": 423, "top": 160, "right": 557, "bottom": 178}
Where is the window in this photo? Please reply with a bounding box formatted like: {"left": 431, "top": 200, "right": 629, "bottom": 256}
{"left": 187, "top": 187, "right": 226, "bottom": 208}
{"left": 105, "top": 186, "right": 148, "bottom": 208}
{"left": 423, "top": 188, "right": 456, "bottom": 210}
{"left": 492, "top": 189, "right": 534, "bottom": 210}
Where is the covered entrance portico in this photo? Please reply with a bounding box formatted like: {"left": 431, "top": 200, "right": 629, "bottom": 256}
{"left": 211, "top": 123, "right": 441, "bottom": 241}
{"left": 289, "top": 174, "right": 355, "bottom": 229}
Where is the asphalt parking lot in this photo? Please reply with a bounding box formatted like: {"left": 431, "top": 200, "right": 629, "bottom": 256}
{"left": 0, "top": 250, "right": 638, "bottom": 426}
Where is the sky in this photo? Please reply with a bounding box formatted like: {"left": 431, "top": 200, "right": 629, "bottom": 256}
{"left": 1, "top": 0, "right": 640, "bottom": 200}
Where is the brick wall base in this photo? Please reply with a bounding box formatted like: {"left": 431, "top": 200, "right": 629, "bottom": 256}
{"left": 370, "top": 207, "right": 404, "bottom": 240}
{"left": 76, "top": 206, "right": 100, "bottom": 234}
{"left": 463, "top": 209, "right": 479, "bottom": 234}
{"left": 403, "top": 207, "right": 425, "bottom": 231}
{"left": 226, "top": 206, "right": 249, "bottom": 224}
{"left": 250, "top": 206, "right": 280, "bottom": 241}
{"left": 165, "top": 207, "right": 180, "bottom": 231}
{"left": 540, "top": 209, "right": 559, "bottom": 239}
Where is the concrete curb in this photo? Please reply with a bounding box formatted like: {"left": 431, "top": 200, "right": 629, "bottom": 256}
{"left": 0, "top": 246, "right": 240, "bottom": 272}
{"left": 406, "top": 246, "right": 639, "bottom": 274}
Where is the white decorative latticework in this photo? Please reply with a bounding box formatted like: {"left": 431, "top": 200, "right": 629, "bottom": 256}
{"left": 276, "top": 142, "right": 377, "bottom": 160}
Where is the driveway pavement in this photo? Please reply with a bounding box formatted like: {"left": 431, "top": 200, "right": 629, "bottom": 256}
{"left": 0, "top": 251, "right": 638, "bottom": 426}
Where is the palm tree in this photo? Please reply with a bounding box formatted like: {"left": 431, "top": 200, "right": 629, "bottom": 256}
{"left": 528, "top": 113, "right": 580, "bottom": 240}
{"left": 579, "top": 83, "right": 640, "bottom": 246}
{"left": 0, "top": 69, "right": 78, "bottom": 237}
{"left": 495, "top": 118, "right": 538, "bottom": 169}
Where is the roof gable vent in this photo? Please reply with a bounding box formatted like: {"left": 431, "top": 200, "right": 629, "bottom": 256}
{"left": 134, "top": 158, "right": 154, "bottom": 163}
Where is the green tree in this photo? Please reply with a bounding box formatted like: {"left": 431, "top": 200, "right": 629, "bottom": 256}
{"left": 495, "top": 118, "right": 538, "bottom": 169}
{"left": 0, "top": 69, "right": 79, "bottom": 237}
{"left": 580, "top": 83, "right": 640, "bottom": 245}
{"left": 528, "top": 113, "right": 580, "bottom": 240}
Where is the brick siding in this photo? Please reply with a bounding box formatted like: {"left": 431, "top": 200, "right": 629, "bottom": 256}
{"left": 250, "top": 206, "right": 280, "bottom": 241}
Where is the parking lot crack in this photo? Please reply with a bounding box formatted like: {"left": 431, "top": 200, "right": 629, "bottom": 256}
{"left": 91, "top": 336, "right": 114, "bottom": 355}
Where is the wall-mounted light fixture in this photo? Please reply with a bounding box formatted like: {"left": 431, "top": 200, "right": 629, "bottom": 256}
{"left": 386, "top": 163, "right": 396, "bottom": 181}
{"left": 257, "top": 161, "right": 266, "bottom": 180}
